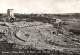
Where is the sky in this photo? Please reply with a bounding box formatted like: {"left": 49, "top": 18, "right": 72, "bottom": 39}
{"left": 0, "top": 0, "right": 80, "bottom": 14}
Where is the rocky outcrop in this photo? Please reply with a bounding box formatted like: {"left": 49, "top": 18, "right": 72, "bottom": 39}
{"left": 0, "top": 21, "right": 80, "bottom": 54}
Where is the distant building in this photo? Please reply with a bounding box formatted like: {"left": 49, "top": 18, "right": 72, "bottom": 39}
{"left": 7, "top": 9, "right": 15, "bottom": 19}
{"left": 53, "top": 18, "right": 62, "bottom": 23}
{"left": 56, "top": 19, "right": 62, "bottom": 23}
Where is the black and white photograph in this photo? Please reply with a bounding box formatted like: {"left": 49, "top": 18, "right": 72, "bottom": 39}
{"left": 0, "top": 0, "right": 80, "bottom": 55}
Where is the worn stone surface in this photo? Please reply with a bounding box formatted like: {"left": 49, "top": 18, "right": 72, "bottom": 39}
{"left": 0, "top": 21, "right": 80, "bottom": 54}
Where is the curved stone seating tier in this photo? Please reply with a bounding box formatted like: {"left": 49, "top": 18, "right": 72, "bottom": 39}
{"left": 1, "top": 21, "right": 80, "bottom": 54}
